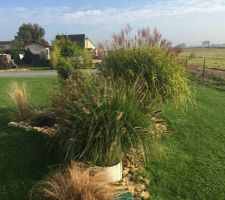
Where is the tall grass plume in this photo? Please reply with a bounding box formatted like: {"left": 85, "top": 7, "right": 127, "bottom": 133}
{"left": 7, "top": 81, "right": 31, "bottom": 121}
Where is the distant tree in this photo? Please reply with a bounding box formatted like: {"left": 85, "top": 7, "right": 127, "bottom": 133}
{"left": 15, "top": 23, "right": 45, "bottom": 44}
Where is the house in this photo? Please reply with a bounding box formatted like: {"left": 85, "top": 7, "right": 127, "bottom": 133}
{"left": 0, "top": 41, "right": 11, "bottom": 50}
{"left": 24, "top": 40, "right": 50, "bottom": 59}
{"left": 202, "top": 41, "right": 210, "bottom": 47}
{"left": 56, "top": 34, "right": 97, "bottom": 53}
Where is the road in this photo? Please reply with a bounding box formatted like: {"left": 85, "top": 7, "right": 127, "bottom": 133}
{"left": 0, "top": 69, "right": 97, "bottom": 78}
{"left": 0, "top": 70, "right": 58, "bottom": 77}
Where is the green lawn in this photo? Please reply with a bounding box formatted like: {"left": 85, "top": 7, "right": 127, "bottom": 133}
{"left": 18, "top": 65, "right": 52, "bottom": 71}
{"left": 0, "top": 77, "right": 58, "bottom": 200}
{"left": 147, "top": 83, "right": 225, "bottom": 200}
{"left": 0, "top": 78, "right": 225, "bottom": 199}
{"left": 180, "top": 48, "right": 225, "bottom": 69}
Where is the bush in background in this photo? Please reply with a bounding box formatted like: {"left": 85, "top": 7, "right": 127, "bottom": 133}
{"left": 23, "top": 48, "right": 50, "bottom": 67}
{"left": 100, "top": 26, "right": 192, "bottom": 107}
{"left": 51, "top": 38, "right": 93, "bottom": 78}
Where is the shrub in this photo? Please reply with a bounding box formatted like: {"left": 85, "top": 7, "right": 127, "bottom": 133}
{"left": 51, "top": 44, "right": 61, "bottom": 69}
{"left": 50, "top": 74, "right": 158, "bottom": 166}
{"left": 7, "top": 81, "right": 31, "bottom": 121}
{"left": 23, "top": 48, "right": 50, "bottom": 67}
{"left": 99, "top": 26, "right": 192, "bottom": 107}
{"left": 23, "top": 48, "right": 33, "bottom": 64}
{"left": 51, "top": 38, "right": 93, "bottom": 72}
{"left": 30, "top": 163, "right": 120, "bottom": 200}
{"left": 101, "top": 46, "right": 192, "bottom": 106}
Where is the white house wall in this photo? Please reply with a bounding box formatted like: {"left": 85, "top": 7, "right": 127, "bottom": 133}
{"left": 85, "top": 38, "right": 95, "bottom": 50}
{"left": 25, "top": 43, "right": 50, "bottom": 59}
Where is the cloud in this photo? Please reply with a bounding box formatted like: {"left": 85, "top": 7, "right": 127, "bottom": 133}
{"left": 0, "top": 0, "right": 225, "bottom": 26}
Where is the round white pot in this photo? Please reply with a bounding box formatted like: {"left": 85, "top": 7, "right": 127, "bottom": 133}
{"left": 93, "top": 161, "right": 123, "bottom": 183}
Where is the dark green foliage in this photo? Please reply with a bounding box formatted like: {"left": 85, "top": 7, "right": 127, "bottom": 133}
{"left": 30, "top": 111, "right": 56, "bottom": 127}
{"left": 51, "top": 38, "right": 93, "bottom": 73}
{"left": 57, "top": 65, "right": 72, "bottom": 80}
{"left": 23, "top": 49, "right": 33, "bottom": 64}
{"left": 50, "top": 74, "right": 156, "bottom": 166}
{"left": 15, "top": 23, "right": 45, "bottom": 44}
{"left": 23, "top": 49, "right": 50, "bottom": 67}
{"left": 52, "top": 37, "right": 81, "bottom": 58}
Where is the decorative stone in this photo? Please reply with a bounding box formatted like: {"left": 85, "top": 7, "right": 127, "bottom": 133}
{"left": 134, "top": 184, "right": 146, "bottom": 192}
{"left": 123, "top": 167, "right": 130, "bottom": 176}
{"left": 140, "top": 191, "right": 150, "bottom": 199}
{"left": 8, "top": 122, "right": 18, "bottom": 127}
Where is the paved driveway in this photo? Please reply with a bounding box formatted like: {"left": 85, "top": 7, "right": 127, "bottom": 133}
{"left": 0, "top": 70, "right": 58, "bottom": 77}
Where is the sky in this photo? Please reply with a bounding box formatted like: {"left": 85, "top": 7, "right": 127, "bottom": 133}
{"left": 0, "top": 0, "right": 225, "bottom": 45}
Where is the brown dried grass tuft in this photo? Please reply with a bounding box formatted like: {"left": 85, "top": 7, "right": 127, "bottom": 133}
{"left": 8, "top": 81, "right": 31, "bottom": 121}
{"left": 30, "top": 163, "right": 122, "bottom": 200}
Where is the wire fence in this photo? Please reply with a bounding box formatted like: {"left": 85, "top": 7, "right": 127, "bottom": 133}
{"left": 179, "top": 56, "right": 225, "bottom": 89}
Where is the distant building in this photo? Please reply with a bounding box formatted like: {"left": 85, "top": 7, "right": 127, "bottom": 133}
{"left": 178, "top": 43, "right": 186, "bottom": 48}
{"left": 56, "top": 34, "right": 97, "bottom": 53}
{"left": 24, "top": 40, "right": 51, "bottom": 59}
{"left": 202, "top": 41, "right": 210, "bottom": 47}
{"left": 0, "top": 41, "right": 11, "bottom": 50}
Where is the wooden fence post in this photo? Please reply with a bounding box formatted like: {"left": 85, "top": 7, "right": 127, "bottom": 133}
{"left": 203, "top": 58, "right": 206, "bottom": 83}
{"left": 186, "top": 57, "right": 188, "bottom": 69}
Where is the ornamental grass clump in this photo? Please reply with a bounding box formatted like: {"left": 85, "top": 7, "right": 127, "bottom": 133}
{"left": 7, "top": 81, "right": 32, "bottom": 121}
{"left": 99, "top": 26, "right": 193, "bottom": 107}
{"left": 30, "top": 163, "right": 120, "bottom": 200}
{"left": 50, "top": 74, "right": 157, "bottom": 166}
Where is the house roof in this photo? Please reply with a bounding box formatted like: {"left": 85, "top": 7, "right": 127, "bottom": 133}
{"left": 0, "top": 41, "right": 11, "bottom": 45}
{"left": 68, "top": 34, "right": 85, "bottom": 44}
{"left": 25, "top": 40, "right": 50, "bottom": 48}
{"left": 55, "top": 34, "right": 96, "bottom": 48}
{"left": 56, "top": 34, "right": 85, "bottom": 46}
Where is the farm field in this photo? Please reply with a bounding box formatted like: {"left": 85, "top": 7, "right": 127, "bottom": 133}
{"left": 180, "top": 48, "right": 225, "bottom": 69}
{"left": 0, "top": 77, "right": 225, "bottom": 199}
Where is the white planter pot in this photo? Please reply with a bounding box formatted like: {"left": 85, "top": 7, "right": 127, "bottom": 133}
{"left": 93, "top": 161, "right": 123, "bottom": 183}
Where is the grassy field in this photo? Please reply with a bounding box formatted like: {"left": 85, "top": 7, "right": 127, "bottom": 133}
{"left": 147, "top": 83, "right": 225, "bottom": 200}
{"left": 0, "top": 77, "right": 58, "bottom": 200}
{"left": 0, "top": 77, "right": 225, "bottom": 199}
{"left": 180, "top": 48, "right": 225, "bottom": 69}
{"left": 18, "top": 65, "right": 52, "bottom": 71}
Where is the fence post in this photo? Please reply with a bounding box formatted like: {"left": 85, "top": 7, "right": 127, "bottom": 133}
{"left": 202, "top": 58, "right": 206, "bottom": 83}
{"left": 186, "top": 57, "right": 188, "bottom": 69}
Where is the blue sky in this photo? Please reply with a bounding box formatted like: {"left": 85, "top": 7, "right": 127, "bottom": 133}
{"left": 0, "top": 0, "right": 225, "bottom": 45}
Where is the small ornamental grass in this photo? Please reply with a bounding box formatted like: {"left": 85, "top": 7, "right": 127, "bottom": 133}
{"left": 30, "top": 163, "right": 121, "bottom": 200}
{"left": 7, "top": 81, "right": 32, "bottom": 121}
{"left": 50, "top": 74, "right": 158, "bottom": 166}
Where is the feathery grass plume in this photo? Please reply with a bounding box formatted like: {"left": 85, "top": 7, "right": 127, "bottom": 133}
{"left": 30, "top": 163, "right": 121, "bottom": 200}
{"left": 7, "top": 81, "right": 31, "bottom": 121}
{"left": 98, "top": 26, "right": 194, "bottom": 107}
{"left": 50, "top": 74, "right": 159, "bottom": 166}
